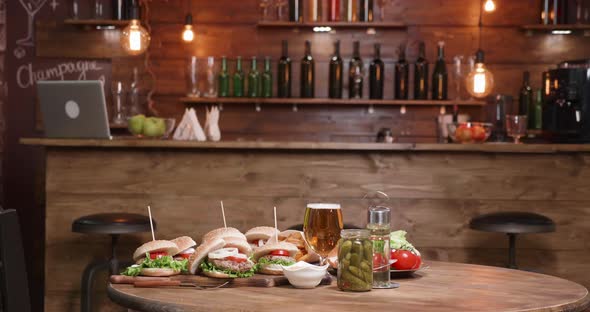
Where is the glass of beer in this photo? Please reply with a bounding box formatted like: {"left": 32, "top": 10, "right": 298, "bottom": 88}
{"left": 303, "top": 203, "right": 344, "bottom": 265}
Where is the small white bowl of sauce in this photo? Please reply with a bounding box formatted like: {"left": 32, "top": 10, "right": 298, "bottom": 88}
{"left": 282, "top": 261, "right": 329, "bottom": 289}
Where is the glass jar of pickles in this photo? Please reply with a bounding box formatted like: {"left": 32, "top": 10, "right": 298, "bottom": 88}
{"left": 337, "top": 229, "right": 373, "bottom": 292}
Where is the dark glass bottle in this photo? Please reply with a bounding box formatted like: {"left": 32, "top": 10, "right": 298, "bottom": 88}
{"left": 328, "top": 0, "right": 341, "bottom": 21}
{"left": 218, "top": 57, "right": 230, "bottom": 97}
{"left": 394, "top": 44, "right": 409, "bottom": 100}
{"left": 233, "top": 56, "right": 245, "bottom": 97}
{"left": 278, "top": 40, "right": 292, "bottom": 98}
{"left": 431, "top": 41, "right": 448, "bottom": 101}
{"left": 289, "top": 0, "right": 304, "bottom": 22}
{"left": 349, "top": 41, "right": 364, "bottom": 99}
{"left": 519, "top": 71, "right": 533, "bottom": 118}
{"left": 248, "top": 57, "right": 261, "bottom": 98}
{"left": 262, "top": 57, "right": 273, "bottom": 98}
{"left": 113, "top": 0, "right": 126, "bottom": 20}
{"left": 329, "top": 40, "right": 343, "bottom": 99}
{"left": 369, "top": 43, "right": 384, "bottom": 99}
{"left": 300, "top": 40, "right": 315, "bottom": 98}
{"left": 413, "top": 41, "right": 429, "bottom": 100}
{"left": 359, "top": 0, "right": 374, "bottom": 22}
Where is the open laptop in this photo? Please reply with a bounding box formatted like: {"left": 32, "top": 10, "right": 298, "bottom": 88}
{"left": 37, "top": 80, "right": 111, "bottom": 139}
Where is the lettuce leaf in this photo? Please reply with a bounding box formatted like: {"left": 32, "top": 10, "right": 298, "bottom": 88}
{"left": 390, "top": 230, "right": 419, "bottom": 254}
{"left": 200, "top": 260, "right": 256, "bottom": 278}
{"left": 121, "top": 252, "right": 188, "bottom": 276}
{"left": 256, "top": 257, "right": 295, "bottom": 268}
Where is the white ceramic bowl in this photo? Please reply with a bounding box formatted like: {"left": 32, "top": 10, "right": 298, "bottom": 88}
{"left": 282, "top": 261, "right": 329, "bottom": 289}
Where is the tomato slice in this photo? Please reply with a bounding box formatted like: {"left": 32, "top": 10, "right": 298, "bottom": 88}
{"left": 226, "top": 256, "right": 247, "bottom": 263}
{"left": 269, "top": 250, "right": 290, "bottom": 257}
{"left": 149, "top": 251, "right": 168, "bottom": 259}
{"left": 178, "top": 253, "right": 191, "bottom": 260}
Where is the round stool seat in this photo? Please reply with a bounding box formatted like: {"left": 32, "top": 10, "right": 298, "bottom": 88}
{"left": 469, "top": 212, "right": 555, "bottom": 234}
{"left": 72, "top": 213, "right": 155, "bottom": 235}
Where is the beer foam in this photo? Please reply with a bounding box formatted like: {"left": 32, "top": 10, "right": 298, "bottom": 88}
{"left": 306, "top": 203, "right": 341, "bottom": 209}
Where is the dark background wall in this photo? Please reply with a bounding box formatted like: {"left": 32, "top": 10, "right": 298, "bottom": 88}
{"left": 2, "top": 0, "right": 590, "bottom": 311}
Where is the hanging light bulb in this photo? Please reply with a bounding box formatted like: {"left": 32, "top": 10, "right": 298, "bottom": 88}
{"left": 120, "top": 5, "right": 150, "bottom": 56}
{"left": 484, "top": 0, "right": 496, "bottom": 12}
{"left": 182, "top": 14, "right": 195, "bottom": 42}
{"left": 465, "top": 50, "right": 494, "bottom": 98}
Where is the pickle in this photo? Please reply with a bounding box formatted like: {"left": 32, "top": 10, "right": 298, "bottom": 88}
{"left": 342, "top": 271, "right": 370, "bottom": 290}
{"left": 339, "top": 240, "right": 352, "bottom": 259}
{"left": 360, "top": 261, "right": 371, "bottom": 273}
{"left": 354, "top": 241, "right": 364, "bottom": 261}
{"left": 363, "top": 242, "right": 373, "bottom": 261}
{"left": 349, "top": 265, "right": 363, "bottom": 278}
{"left": 363, "top": 271, "right": 373, "bottom": 284}
{"left": 350, "top": 253, "right": 360, "bottom": 267}
{"left": 341, "top": 259, "right": 350, "bottom": 271}
{"left": 345, "top": 252, "right": 351, "bottom": 260}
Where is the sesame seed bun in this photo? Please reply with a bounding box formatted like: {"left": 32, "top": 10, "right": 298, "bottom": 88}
{"left": 202, "top": 227, "right": 246, "bottom": 242}
{"left": 245, "top": 226, "right": 280, "bottom": 242}
{"left": 252, "top": 241, "right": 299, "bottom": 261}
{"left": 171, "top": 236, "right": 197, "bottom": 254}
{"left": 132, "top": 240, "right": 180, "bottom": 261}
{"left": 140, "top": 268, "right": 181, "bottom": 277}
{"left": 188, "top": 238, "right": 225, "bottom": 274}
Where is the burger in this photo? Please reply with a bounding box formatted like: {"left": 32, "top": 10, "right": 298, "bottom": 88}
{"left": 245, "top": 226, "right": 280, "bottom": 248}
{"left": 171, "top": 236, "right": 197, "bottom": 261}
{"left": 252, "top": 241, "right": 299, "bottom": 275}
{"left": 189, "top": 238, "right": 256, "bottom": 278}
{"left": 122, "top": 240, "right": 186, "bottom": 277}
{"left": 202, "top": 227, "right": 247, "bottom": 242}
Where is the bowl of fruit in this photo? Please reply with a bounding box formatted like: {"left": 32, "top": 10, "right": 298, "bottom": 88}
{"left": 128, "top": 115, "right": 176, "bottom": 139}
{"left": 447, "top": 122, "right": 492, "bottom": 144}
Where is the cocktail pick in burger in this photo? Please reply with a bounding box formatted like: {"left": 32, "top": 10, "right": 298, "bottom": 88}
{"left": 189, "top": 238, "right": 257, "bottom": 278}
{"left": 252, "top": 241, "right": 299, "bottom": 275}
{"left": 171, "top": 236, "right": 197, "bottom": 261}
{"left": 122, "top": 240, "right": 186, "bottom": 277}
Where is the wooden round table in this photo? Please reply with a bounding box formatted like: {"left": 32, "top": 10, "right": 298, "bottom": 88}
{"left": 108, "top": 261, "right": 589, "bottom": 312}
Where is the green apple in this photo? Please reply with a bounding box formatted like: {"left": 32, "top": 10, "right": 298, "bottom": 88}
{"left": 128, "top": 114, "right": 145, "bottom": 135}
{"left": 143, "top": 117, "right": 165, "bottom": 137}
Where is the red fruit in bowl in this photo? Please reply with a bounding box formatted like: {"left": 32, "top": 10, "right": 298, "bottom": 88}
{"left": 472, "top": 125, "right": 487, "bottom": 142}
{"left": 456, "top": 125, "right": 472, "bottom": 143}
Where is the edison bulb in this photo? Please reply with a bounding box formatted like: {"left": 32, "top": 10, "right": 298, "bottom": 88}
{"left": 182, "top": 24, "right": 194, "bottom": 42}
{"left": 120, "top": 19, "right": 151, "bottom": 56}
{"left": 484, "top": 0, "right": 496, "bottom": 12}
{"left": 466, "top": 63, "right": 494, "bottom": 98}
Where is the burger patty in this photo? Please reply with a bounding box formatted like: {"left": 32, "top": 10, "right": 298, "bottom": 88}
{"left": 260, "top": 255, "right": 295, "bottom": 263}
{"left": 210, "top": 258, "right": 254, "bottom": 272}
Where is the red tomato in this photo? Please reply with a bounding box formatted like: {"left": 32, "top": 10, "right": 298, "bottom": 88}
{"left": 390, "top": 250, "right": 421, "bottom": 270}
{"left": 178, "top": 253, "right": 191, "bottom": 259}
{"left": 373, "top": 253, "right": 385, "bottom": 269}
{"left": 269, "top": 250, "right": 290, "bottom": 257}
{"left": 149, "top": 251, "right": 168, "bottom": 259}
{"left": 226, "top": 256, "right": 247, "bottom": 263}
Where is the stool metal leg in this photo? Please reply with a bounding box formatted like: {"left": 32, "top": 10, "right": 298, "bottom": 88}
{"left": 81, "top": 260, "right": 110, "bottom": 312}
{"left": 109, "top": 234, "right": 120, "bottom": 275}
{"left": 508, "top": 233, "right": 518, "bottom": 269}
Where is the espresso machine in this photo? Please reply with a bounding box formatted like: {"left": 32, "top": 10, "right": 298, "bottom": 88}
{"left": 542, "top": 59, "right": 590, "bottom": 143}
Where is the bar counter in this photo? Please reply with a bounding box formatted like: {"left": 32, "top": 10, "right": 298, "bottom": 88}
{"left": 21, "top": 138, "right": 590, "bottom": 311}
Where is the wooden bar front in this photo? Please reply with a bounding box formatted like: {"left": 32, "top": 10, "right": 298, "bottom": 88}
{"left": 24, "top": 139, "right": 590, "bottom": 312}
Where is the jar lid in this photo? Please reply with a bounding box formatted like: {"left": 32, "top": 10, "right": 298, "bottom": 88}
{"left": 368, "top": 206, "right": 390, "bottom": 225}
{"left": 341, "top": 229, "right": 370, "bottom": 239}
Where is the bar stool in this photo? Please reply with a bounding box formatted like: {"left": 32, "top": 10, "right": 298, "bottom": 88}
{"left": 469, "top": 212, "right": 555, "bottom": 269}
{"left": 72, "top": 213, "right": 155, "bottom": 312}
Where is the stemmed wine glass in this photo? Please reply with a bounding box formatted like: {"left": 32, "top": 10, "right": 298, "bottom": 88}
{"left": 259, "top": 0, "right": 273, "bottom": 21}
{"left": 303, "top": 203, "right": 343, "bottom": 265}
{"left": 376, "top": 0, "right": 393, "bottom": 21}
{"left": 506, "top": 115, "right": 528, "bottom": 144}
{"left": 274, "top": 0, "right": 288, "bottom": 21}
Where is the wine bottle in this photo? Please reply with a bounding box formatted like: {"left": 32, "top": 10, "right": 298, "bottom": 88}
{"left": 233, "top": 56, "right": 245, "bottom": 97}
{"left": 329, "top": 40, "right": 343, "bottom": 99}
{"left": 218, "top": 57, "right": 230, "bottom": 97}
{"left": 394, "top": 44, "right": 409, "bottom": 100}
{"left": 278, "top": 40, "right": 292, "bottom": 98}
{"left": 262, "top": 57, "right": 273, "bottom": 98}
{"left": 519, "top": 71, "right": 533, "bottom": 117}
{"left": 300, "top": 40, "right": 315, "bottom": 98}
{"left": 308, "top": 0, "right": 322, "bottom": 22}
{"left": 431, "top": 41, "right": 448, "bottom": 101}
{"left": 369, "top": 43, "right": 384, "bottom": 99}
{"left": 533, "top": 89, "right": 543, "bottom": 130}
{"left": 349, "top": 41, "right": 364, "bottom": 99}
{"left": 328, "top": 0, "right": 341, "bottom": 21}
{"left": 248, "top": 57, "right": 261, "bottom": 98}
{"left": 359, "top": 0, "right": 374, "bottom": 22}
{"left": 113, "top": 0, "right": 125, "bottom": 20}
{"left": 345, "top": 0, "right": 358, "bottom": 22}
{"left": 289, "top": 0, "right": 304, "bottom": 22}
{"left": 413, "top": 41, "right": 429, "bottom": 100}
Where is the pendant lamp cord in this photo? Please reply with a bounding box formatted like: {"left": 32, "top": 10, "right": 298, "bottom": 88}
{"left": 478, "top": 0, "right": 483, "bottom": 50}
{"left": 140, "top": 0, "right": 159, "bottom": 116}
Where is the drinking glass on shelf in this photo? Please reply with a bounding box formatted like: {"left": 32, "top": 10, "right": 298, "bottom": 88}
{"left": 260, "top": 0, "right": 273, "bottom": 21}
{"left": 303, "top": 203, "right": 344, "bottom": 265}
{"left": 94, "top": 0, "right": 106, "bottom": 19}
{"left": 111, "top": 81, "right": 127, "bottom": 125}
{"left": 452, "top": 55, "right": 464, "bottom": 101}
{"left": 186, "top": 56, "right": 200, "bottom": 98}
{"left": 204, "top": 56, "right": 217, "bottom": 98}
{"left": 376, "top": 0, "right": 392, "bottom": 21}
{"left": 506, "top": 115, "right": 528, "bottom": 144}
{"left": 275, "top": 0, "right": 289, "bottom": 21}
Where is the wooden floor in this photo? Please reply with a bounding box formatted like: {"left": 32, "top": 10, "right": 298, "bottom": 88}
{"left": 44, "top": 147, "right": 590, "bottom": 311}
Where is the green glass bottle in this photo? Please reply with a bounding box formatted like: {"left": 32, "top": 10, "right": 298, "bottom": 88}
{"left": 262, "top": 57, "right": 273, "bottom": 98}
{"left": 233, "top": 56, "right": 245, "bottom": 97}
{"left": 218, "top": 57, "right": 230, "bottom": 97}
{"left": 248, "top": 57, "right": 260, "bottom": 98}
{"left": 533, "top": 89, "right": 543, "bottom": 130}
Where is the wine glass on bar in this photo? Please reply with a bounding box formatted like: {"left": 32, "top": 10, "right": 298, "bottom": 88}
{"left": 506, "top": 115, "right": 528, "bottom": 144}
{"left": 303, "top": 203, "right": 344, "bottom": 265}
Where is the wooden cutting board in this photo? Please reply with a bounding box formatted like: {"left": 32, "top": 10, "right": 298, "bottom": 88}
{"left": 110, "top": 274, "right": 333, "bottom": 288}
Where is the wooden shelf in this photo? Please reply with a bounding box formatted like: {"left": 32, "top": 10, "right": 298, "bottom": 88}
{"left": 64, "top": 19, "right": 130, "bottom": 27}
{"left": 180, "top": 97, "right": 485, "bottom": 106}
{"left": 521, "top": 24, "right": 590, "bottom": 35}
{"left": 257, "top": 21, "right": 407, "bottom": 30}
